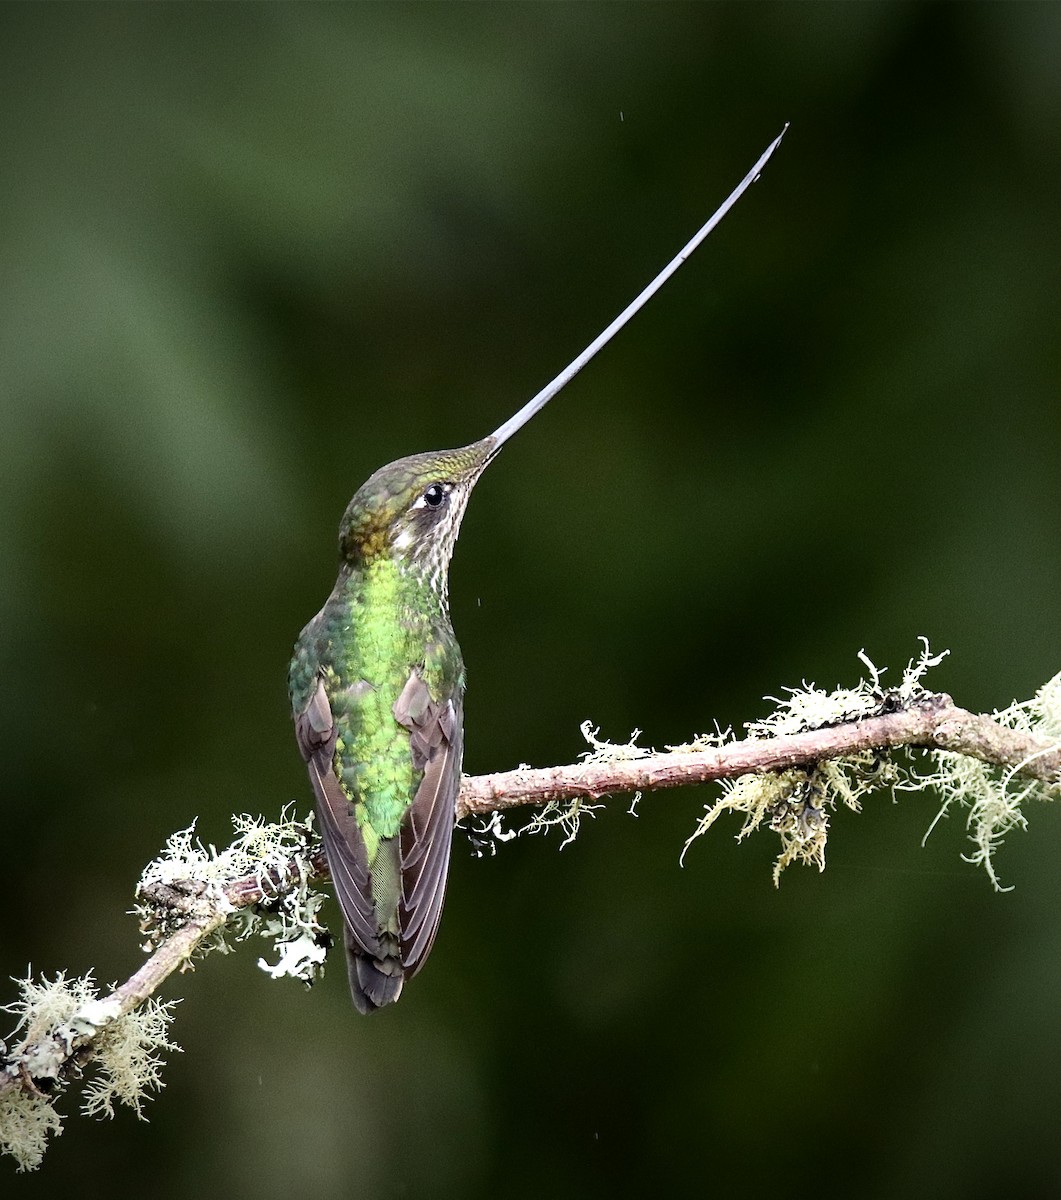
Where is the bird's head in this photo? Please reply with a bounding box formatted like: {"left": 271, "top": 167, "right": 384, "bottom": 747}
{"left": 338, "top": 438, "right": 499, "bottom": 581}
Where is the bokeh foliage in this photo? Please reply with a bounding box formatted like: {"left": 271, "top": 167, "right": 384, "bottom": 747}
{"left": 2, "top": 3, "right": 1061, "bottom": 1197}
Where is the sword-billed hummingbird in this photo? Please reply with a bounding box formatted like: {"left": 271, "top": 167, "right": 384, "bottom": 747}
{"left": 290, "top": 129, "right": 786, "bottom": 1012}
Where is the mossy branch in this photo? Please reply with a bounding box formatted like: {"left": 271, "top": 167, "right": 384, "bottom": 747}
{"left": 457, "top": 694, "right": 1061, "bottom": 815}
{"left": 3, "top": 646, "right": 1060, "bottom": 1171}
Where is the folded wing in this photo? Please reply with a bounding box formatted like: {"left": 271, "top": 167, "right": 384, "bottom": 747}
{"left": 294, "top": 677, "right": 379, "bottom": 963}
{"left": 393, "top": 670, "right": 463, "bottom": 977}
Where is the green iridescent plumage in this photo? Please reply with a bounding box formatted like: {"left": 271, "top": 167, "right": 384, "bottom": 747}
{"left": 289, "top": 442, "right": 493, "bottom": 1011}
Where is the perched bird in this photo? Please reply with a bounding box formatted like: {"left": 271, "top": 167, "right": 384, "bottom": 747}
{"left": 289, "top": 129, "right": 786, "bottom": 1011}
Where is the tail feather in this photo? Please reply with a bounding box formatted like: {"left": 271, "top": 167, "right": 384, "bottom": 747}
{"left": 346, "top": 936, "right": 404, "bottom": 1014}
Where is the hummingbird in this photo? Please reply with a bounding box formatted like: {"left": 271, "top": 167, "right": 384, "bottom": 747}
{"left": 289, "top": 128, "right": 786, "bottom": 1012}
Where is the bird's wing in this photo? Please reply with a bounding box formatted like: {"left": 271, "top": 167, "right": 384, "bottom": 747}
{"left": 392, "top": 670, "right": 463, "bottom": 977}
{"left": 294, "top": 675, "right": 379, "bottom": 957}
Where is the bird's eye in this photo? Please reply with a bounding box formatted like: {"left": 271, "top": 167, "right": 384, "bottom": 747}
{"left": 422, "top": 484, "right": 446, "bottom": 508}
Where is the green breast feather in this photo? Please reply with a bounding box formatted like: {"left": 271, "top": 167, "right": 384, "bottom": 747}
{"left": 290, "top": 558, "right": 460, "bottom": 865}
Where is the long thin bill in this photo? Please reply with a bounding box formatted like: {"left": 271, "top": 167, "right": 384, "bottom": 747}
{"left": 488, "top": 124, "right": 788, "bottom": 448}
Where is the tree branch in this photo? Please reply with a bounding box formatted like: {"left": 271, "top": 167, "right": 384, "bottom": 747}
{"left": 3, "top": 674, "right": 1059, "bottom": 1168}
{"left": 456, "top": 693, "right": 1061, "bottom": 817}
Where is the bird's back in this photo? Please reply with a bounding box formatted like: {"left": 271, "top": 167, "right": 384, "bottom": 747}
{"left": 291, "top": 559, "right": 464, "bottom": 1011}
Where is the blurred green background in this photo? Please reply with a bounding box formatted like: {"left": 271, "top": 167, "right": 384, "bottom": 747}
{"left": 3, "top": 2, "right": 1061, "bottom": 1196}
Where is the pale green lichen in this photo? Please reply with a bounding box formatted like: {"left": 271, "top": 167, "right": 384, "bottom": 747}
{"left": 6, "top": 971, "right": 96, "bottom": 1047}
{"left": 520, "top": 796, "right": 602, "bottom": 849}
{"left": 0, "top": 1087, "right": 63, "bottom": 1172}
{"left": 0, "top": 972, "right": 179, "bottom": 1171}
{"left": 137, "top": 808, "right": 331, "bottom": 983}
{"left": 0, "top": 972, "right": 86, "bottom": 1170}
{"left": 80, "top": 997, "right": 180, "bottom": 1120}
{"left": 520, "top": 722, "right": 653, "bottom": 847}
{"left": 665, "top": 724, "right": 734, "bottom": 754}
{"left": 682, "top": 643, "right": 944, "bottom": 883}
{"left": 2, "top": 809, "right": 330, "bottom": 1172}
{"left": 682, "top": 646, "right": 1061, "bottom": 889}
{"left": 577, "top": 721, "right": 655, "bottom": 764}
{"left": 469, "top": 724, "right": 650, "bottom": 851}
{"left": 681, "top": 752, "right": 913, "bottom": 884}
{"left": 748, "top": 641, "right": 949, "bottom": 739}
{"left": 4, "top": 972, "right": 110, "bottom": 1085}
{"left": 465, "top": 809, "right": 518, "bottom": 858}
{"left": 922, "top": 670, "right": 1061, "bottom": 890}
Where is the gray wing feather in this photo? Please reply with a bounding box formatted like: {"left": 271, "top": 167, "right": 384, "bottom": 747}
{"left": 294, "top": 677, "right": 379, "bottom": 957}
{"left": 393, "top": 674, "right": 463, "bottom": 977}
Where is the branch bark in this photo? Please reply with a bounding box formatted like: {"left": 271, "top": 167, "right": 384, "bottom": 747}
{"left": 457, "top": 692, "right": 1061, "bottom": 816}
{"left": 3, "top": 690, "right": 1058, "bottom": 1105}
